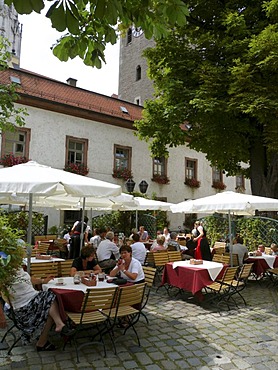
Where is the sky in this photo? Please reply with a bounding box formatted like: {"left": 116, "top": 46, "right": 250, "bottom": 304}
{"left": 18, "top": 11, "right": 120, "bottom": 97}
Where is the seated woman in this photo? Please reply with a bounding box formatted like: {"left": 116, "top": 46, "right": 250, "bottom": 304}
{"left": 70, "top": 245, "right": 102, "bottom": 276}
{"left": 109, "top": 245, "right": 145, "bottom": 284}
{"left": 151, "top": 235, "right": 167, "bottom": 252}
{"left": 0, "top": 268, "right": 74, "bottom": 352}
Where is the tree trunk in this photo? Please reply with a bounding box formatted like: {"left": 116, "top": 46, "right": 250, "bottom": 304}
{"left": 249, "top": 138, "right": 278, "bottom": 199}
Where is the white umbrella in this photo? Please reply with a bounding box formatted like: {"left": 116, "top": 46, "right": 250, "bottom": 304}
{"left": 0, "top": 161, "right": 122, "bottom": 270}
{"left": 171, "top": 191, "right": 278, "bottom": 265}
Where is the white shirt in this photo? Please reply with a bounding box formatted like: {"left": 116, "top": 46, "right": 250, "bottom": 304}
{"left": 90, "top": 235, "right": 101, "bottom": 250}
{"left": 8, "top": 268, "right": 38, "bottom": 310}
{"left": 113, "top": 257, "right": 145, "bottom": 283}
{"left": 96, "top": 238, "right": 120, "bottom": 261}
{"left": 231, "top": 243, "right": 248, "bottom": 265}
{"left": 131, "top": 241, "right": 147, "bottom": 265}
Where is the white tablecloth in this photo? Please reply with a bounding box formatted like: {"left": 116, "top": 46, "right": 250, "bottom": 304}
{"left": 172, "top": 260, "right": 224, "bottom": 281}
{"left": 23, "top": 257, "right": 65, "bottom": 264}
{"left": 43, "top": 276, "right": 117, "bottom": 292}
{"left": 248, "top": 255, "right": 276, "bottom": 269}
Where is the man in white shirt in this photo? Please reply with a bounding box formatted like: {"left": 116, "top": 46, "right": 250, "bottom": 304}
{"left": 232, "top": 236, "right": 248, "bottom": 265}
{"left": 96, "top": 231, "right": 120, "bottom": 271}
{"left": 131, "top": 233, "right": 147, "bottom": 265}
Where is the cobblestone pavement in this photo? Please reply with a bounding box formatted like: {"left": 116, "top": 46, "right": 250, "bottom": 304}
{"left": 0, "top": 278, "right": 277, "bottom": 370}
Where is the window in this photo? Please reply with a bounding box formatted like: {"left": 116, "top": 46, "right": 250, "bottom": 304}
{"left": 1, "top": 128, "right": 30, "bottom": 158}
{"left": 134, "top": 97, "right": 141, "bottom": 105}
{"left": 153, "top": 157, "right": 167, "bottom": 176}
{"left": 185, "top": 158, "right": 197, "bottom": 180}
{"left": 236, "top": 174, "right": 245, "bottom": 189}
{"left": 65, "top": 136, "right": 88, "bottom": 166}
{"left": 127, "top": 28, "right": 132, "bottom": 44}
{"left": 114, "top": 145, "right": 132, "bottom": 170}
{"left": 136, "top": 65, "right": 141, "bottom": 81}
{"left": 64, "top": 210, "right": 81, "bottom": 225}
{"left": 212, "top": 166, "right": 223, "bottom": 183}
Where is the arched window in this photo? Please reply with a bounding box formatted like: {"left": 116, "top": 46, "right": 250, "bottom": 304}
{"left": 136, "top": 65, "right": 141, "bottom": 81}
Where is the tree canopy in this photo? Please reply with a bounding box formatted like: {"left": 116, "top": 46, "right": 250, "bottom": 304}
{"left": 135, "top": 0, "right": 278, "bottom": 198}
{"left": 0, "top": 37, "right": 27, "bottom": 131}
{"left": 5, "top": 0, "right": 188, "bottom": 68}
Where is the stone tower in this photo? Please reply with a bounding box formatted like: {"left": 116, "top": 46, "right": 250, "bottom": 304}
{"left": 118, "top": 27, "right": 155, "bottom": 105}
{"left": 0, "top": 0, "right": 22, "bottom": 67}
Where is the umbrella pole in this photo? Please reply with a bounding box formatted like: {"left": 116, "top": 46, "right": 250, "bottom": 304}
{"left": 135, "top": 209, "right": 138, "bottom": 230}
{"left": 228, "top": 210, "right": 233, "bottom": 267}
{"left": 27, "top": 193, "right": 33, "bottom": 274}
{"left": 79, "top": 197, "right": 86, "bottom": 255}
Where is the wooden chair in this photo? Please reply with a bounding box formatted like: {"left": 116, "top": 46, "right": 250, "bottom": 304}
{"left": 144, "top": 251, "right": 155, "bottom": 266}
{"left": 266, "top": 267, "right": 278, "bottom": 287}
{"left": 167, "top": 251, "right": 182, "bottom": 262}
{"left": 58, "top": 259, "right": 74, "bottom": 277}
{"left": 153, "top": 251, "right": 169, "bottom": 281}
{"left": 213, "top": 242, "right": 226, "bottom": 255}
{"left": 30, "top": 262, "right": 58, "bottom": 280}
{"left": 204, "top": 266, "right": 239, "bottom": 311}
{"left": 37, "top": 242, "right": 50, "bottom": 255}
{"left": 141, "top": 266, "right": 157, "bottom": 323}
{"left": 65, "top": 286, "right": 118, "bottom": 362}
{"left": 224, "top": 253, "right": 239, "bottom": 266}
{"left": 108, "top": 283, "right": 146, "bottom": 354}
{"left": 212, "top": 254, "right": 224, "bottom": 263}
{"left": 230, "top": 263, "right": 254, "bottom": 305}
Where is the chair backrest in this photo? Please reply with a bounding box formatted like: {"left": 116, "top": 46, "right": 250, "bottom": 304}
{"left": 30, "top": 262, "right": 58, "bottom": 278}
{"left": 34, "top": 235, "right": 57, "bottom": 243}
{"left": 222, "top": 266, "right": 238, "bottom": 283}
{"left": 58, "top": 259, "right": 74, "bottom": 277}
{"left": 167, "top": 251, "right": 182, "bottom": 262}
{"left": 237, "top": 263, "right": 253, "bottom": 280}
{"left": 81, "top": 286, "right": 118, "bottom": 319}
{"left": 37, "top": 242, "right": 50, "bottom": 254}
{"left": 264, "top": 247, "right": 272, "bottom": 255}
{"left": 212, "top": 254, "right": 224, "bottom": 263}
{"left": 224, "top": 253, "right": 239, "bottom": 266}
{"left": 144, "top": 251, "right": 155, "bottom": 266}
{"left": 213, "top": 242, "right": 226, "bottom": 255}
{"left": 117, "top": 283, "right": 146, "bottom": 308}
{"left": 221, "top": 254, "right": 231, "bottom": 264}
{"left": 142, "top": 266, "right": 156, "bottom": 288}
{"left": 153, "top": 251, "right": 169, "bottom": 267}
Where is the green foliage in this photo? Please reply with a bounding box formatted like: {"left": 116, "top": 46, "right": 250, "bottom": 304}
{"left": 0, "top": 215, "right": 25, "bottom": 292}
{"left": 2, "top": 211, "right": 45, "bottom": 239}
{"left": 135, "top": 0, "right": 278, "bottom": 198}
{"left": 5, "top": 0, "right": 188, "bottom": 68}
{"left": 201, "top": 215, "right": 229, "bottom": 247}
{"left": 0, "top": 36, "right": 28, "bottom": 131}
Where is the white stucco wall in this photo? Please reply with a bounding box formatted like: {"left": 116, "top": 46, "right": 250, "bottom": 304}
{"left": 1, "top": 103, "right": 251, "bottom": 232}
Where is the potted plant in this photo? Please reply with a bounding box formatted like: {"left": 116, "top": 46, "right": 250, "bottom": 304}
{"left": 184, "top": 178, "right": 200, "bottom": 188}
{"left": 64, "top": 162, "right": 89, "bottom": 176}
{"left": 151, "top": 174, "right": 170, "bottom": 184}
{"left": 212, "top": 181, "right": 226, "bottom": 190}
{"left": 112, "top": 168, "right": 133, "bottom": 181}
{"left": 0, "top": 153, "right": 28, "bottom": 167}
{"left": 0, "top": 215, "right": 25, "bottom": 295}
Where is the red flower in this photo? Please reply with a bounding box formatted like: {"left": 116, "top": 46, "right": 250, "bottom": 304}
{"left": 112, "top": 168, "right": 133, "bottom": 180}
{"left": 212, "top": 181, "right": 226, "bottom": 190}
{"left": 184, "top": 178, "right": 200, "bottom": 188}
{"left": 0, "top": 153, "right": 28, "bottom": 167}
{"left": 64, "top": 162, "right": 89, "bottom": 176}
{"left": 151, "top": 174, "right": 170, "bottom": 184}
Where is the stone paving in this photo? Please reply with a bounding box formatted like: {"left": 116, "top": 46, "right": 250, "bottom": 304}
{"left": 0, "top": 278, "right": 277, "bottom": 370}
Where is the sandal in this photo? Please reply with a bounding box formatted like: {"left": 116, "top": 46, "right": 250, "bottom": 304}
{"left": 36, "top": 341, "right": 57, "bottom": 352}
{"left": 60, "top": 325, "right": 75, "bottom": 337}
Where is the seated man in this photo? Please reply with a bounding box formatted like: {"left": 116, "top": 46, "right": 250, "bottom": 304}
{"left": 96, "top": 231, "right": 120, "bottom": 272}
{"left": 70, "top": 245, "right": 102, "bottom": 276}
{"left": 167, "top": 232, "right": 181, "bottom": 251}
{"left": 231, "top": 236, "right": 248, "bottom": 265}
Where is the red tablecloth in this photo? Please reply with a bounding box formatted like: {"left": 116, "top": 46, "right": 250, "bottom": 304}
{"left": 50, "top": 288, "right": 84, "bottom": 322}
{"left": 246, "top": 256, "right": 278, "bottom": 277}
{"left": 161, "top": 262, "right": 225, "bottom": 301}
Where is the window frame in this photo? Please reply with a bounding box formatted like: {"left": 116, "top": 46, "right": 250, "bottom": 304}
{"left": 1, "top": 127, "right": 31, "bottom": 159}
{"left": 65, "top": 135, "right": 88, "bottom": 167}
{"left": 236, "top": 174, "right": 245, "bottom": 189}
{"left": 153, "top": 156, "right": 167, "bottom": 177}
{"left": 185, "top": 157, "right": 198, "bottom": 180}
{"left": 114, "top": 144, "right": 132, "bottom": 171}
{"left": 212, "top": 166, "right": 223, "bottom": 183}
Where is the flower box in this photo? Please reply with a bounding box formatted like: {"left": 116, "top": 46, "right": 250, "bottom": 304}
{"left": 184, "top": 178, "right": 200, "bottom": 188}
{"left": 212, "top": 181, "right": 226, "bottom": 190}
{"left": 0, "top": 153, "right": 28, "bottom": 167}
{"left": 64, "top": 162, "right": 89, "bottom": 176}
{"left": 112, "top": 168, "right": 133, "bottom": 180}
{"left": 151, "top": 174, "right": 170, "bottom": 184}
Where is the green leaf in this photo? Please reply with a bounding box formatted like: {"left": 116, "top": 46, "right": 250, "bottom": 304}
{"left": 65, "top": 5, "right": 80, "bottom": 34}
{"left": 48, "top": 3, "right": 67, "bottom": 32}
{"left": 94, "top": 0, "right": 107, "bottom": 19}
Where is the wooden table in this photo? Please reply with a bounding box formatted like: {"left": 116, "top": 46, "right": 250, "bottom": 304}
{"left": 161, "top": 261, "right": 225, "bottom": 302}
{"left": 246, "top": 255, "right": 278, "bottom": 278}
{"left": 43, "top": 277, "right": 117, "bottom": 321}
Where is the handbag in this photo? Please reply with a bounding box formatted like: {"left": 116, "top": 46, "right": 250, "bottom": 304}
{"left": 112, "top": 278, "right": 128, "bottom": 285}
